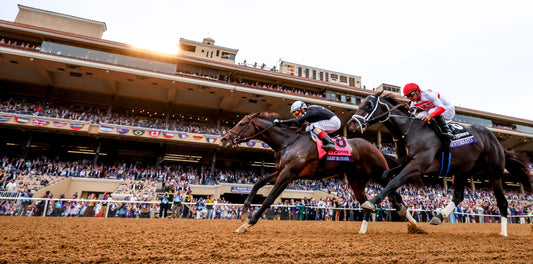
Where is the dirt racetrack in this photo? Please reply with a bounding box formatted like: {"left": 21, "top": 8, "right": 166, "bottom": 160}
{"left": 0, "top": 217, "right": 531, "bottom": 264}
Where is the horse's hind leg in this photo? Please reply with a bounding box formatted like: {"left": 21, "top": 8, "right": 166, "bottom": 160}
{"left": 490, "top": 177, "right": 508, "bottom": 236}
{"left": 430, "top": 175, "right": 465, "bottom": 225}
{"left": 241, "top": 171, "right": 279, "bottom": 222}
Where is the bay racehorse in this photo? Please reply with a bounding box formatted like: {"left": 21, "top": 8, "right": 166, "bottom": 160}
{"left": 220, "top": 112, "right": 418, "bottom": 234}
{"left": 348, "top": 91, "right": 532, "bottom": 236}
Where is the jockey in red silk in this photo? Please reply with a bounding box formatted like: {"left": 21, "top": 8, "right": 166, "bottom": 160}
{"left": 274, "top": 101, "right": 341, "bottom": 151}
{"left": 403, "top": 83, "right": 455, "bottom": 143}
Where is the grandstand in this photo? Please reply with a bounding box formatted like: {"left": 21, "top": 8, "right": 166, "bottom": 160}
{"left": 0, "top": 4, "right": 532, "bottom": 215}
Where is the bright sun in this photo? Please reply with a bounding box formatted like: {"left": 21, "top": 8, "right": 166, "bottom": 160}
{"left": 129, "top": 35, "right": 179, "bottom": 55}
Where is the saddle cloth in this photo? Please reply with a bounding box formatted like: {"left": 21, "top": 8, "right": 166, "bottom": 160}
{"left": 448, "top": 123, "right": 476, "bottom": 148}
{"left": 311, "top": 134, "right": 352, "bottom": 161}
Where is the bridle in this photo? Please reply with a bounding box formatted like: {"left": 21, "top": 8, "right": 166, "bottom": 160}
{"left": 351, "top": 96, "right": 408, "bottom": 134}
{"left": 227, "top": 113, "right": 276, "bottom": 145}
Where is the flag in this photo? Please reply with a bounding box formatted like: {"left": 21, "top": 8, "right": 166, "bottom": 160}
{"left": 133, "top": 129, "right": 145, "bottom": 136}
{"left": 32, "top": 119, "right": 49, "bottom": 127}
{"left": 70, "top": 123, "right": 85, "bottom": 130}
{"left": 206, "top": 137, "right": 217, "bottom": 143}
{"left": 15, "top": 116, "right": 29, "bottom": 123}
{"left": 246, "top": 141, "right": 256, "bottom": 147}
{"left": 0, "top": 115, "right": 11, "bottom": 122}
{"left": 177, "top": 133, "right": 188, "bottom": 139}
{"left": 149, "top": 130, "right": 160, "bottom": 137}
{"left": 116, "top": 127, "right": 129, "bottom": 134}
{"left": 100, "top": 126, "right": 113, "bottom": 133}
{"left": 193, "top": 135, "right": 203, "bottom": 140}
{"left": 262, "top": 142, "right": 270, "bottom": 148}
{"left": 53, "top": 121, "right": 67, "bottom": 127}
{"left": 163, "top": 131, "right": 174, "bottom": 138}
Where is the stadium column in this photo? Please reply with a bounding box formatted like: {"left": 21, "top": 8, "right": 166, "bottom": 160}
{"left": 93, "top": 141, "right": 101, "bottom": 164}
{"left": 211, "top": 149, "right": 217, "bottom": 173}
{"left": 107, "top": 94, "right": 116, "bottom": 116}
{"left": 21, "top": 133, "right": 32, "bottom": 160}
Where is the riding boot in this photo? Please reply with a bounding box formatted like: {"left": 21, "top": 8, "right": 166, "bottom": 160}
{"left": 320, "top": 134, "right": 336, "bottom": 151}
{"left": 433, "top": 115, "right": 453, "bottom": 152}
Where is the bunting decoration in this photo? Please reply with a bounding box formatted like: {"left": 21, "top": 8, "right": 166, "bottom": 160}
{"left": 15, "top": 116, "right": 30, "bottom": 123}
{"left": 133, "top": 129, "right": 145, "bottom": 136}
{"left": 100, "top": 126, "right": 114, "bottom": 133}
{"left": 70, "top": 123, "right": 85, "bottom": 130}
{"left": 32, "top": 119, "right": 49, "bottom": 127}
{"left": 163, "top": 131, "right": 174, "bottom": 138}
{"left": 149, "top": 130, "right": 161, "bottom": 137}
{"left": 193, "top": 135, "right": 203, "bottom": 140}
{"left": 206, "top": 137, "right": 217, "bottom": 143}
{"left": 53, "top": 121, "right": 67, "bottom": 127}
{"left": 246, "top": 141, "right": 256, "bottom": 147}
{"left": 262, "top": 142, "right": 270, "bottom": 148}
{"left": 0, "top": 115, "right": 11, "bottom": 122}
{"left": 116, "top": 127, "right": 129, "bottom": 135}
{"left": 177, "top": 133, "right": 188, "bottom": 139}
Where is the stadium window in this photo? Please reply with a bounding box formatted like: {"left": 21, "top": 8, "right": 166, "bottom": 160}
{"left": 312, "top": 70, "right": 316, "bottom": 79}
{"left": 221, "top": 52, "right": 236, "bottom": 60}
{"left": 319, "top": 71, "right": 323, "bottom": 81}
{"left": 349, "top": 77, "right": 355, "bottom": 86}
{"left": 298, "top": 67, "right": 302, "bottom": 77}
{"left": 305, "top": 68, "right": 309, "bottom": 78}
{"left": 216, "top": 50, "right": 220, "bottom": 57}
{"left": 325, "top": 72, "right": 329, "bottom": 82}
{"left": 340, "top": 76, "right": 347, "bottom": 83}
{"left": 330, "top": 73, "right": 338, "bottom": 81}
{"left": 179, "top": 43, "right": 196, "bottom": 52}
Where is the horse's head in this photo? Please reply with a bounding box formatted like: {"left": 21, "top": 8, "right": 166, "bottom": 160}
{"left": 220, "top": 112, "right": 279, "bottom": 148}
{"left": 348, "top": 91, "right": 392, "bottom": 133}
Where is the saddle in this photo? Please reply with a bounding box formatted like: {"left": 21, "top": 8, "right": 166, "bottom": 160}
{"left": 437, "top": 123, "right": 477, "bottom": 176}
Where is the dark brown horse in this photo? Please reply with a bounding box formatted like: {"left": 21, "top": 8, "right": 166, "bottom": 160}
{"left": 220, "top": 112, "right": 417, "bottom": 234}
{"left": 348, "top": 91, "right": 533, "bottom": 236}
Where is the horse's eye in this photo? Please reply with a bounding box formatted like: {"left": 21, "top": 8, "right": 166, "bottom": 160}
{"left": 366, "top": 102, "right": 374, "bottom": 110}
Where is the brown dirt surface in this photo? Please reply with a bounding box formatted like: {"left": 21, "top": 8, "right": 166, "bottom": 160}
{"left": 1, "top": 217, "right": 532, "bottom": 264}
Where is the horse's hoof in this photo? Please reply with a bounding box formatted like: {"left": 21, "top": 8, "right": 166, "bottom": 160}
{"left": 430, "top": 215, "right": 442, "bottom": 225}
{"left": 361, "top": 201, "right": 376, "bottom": 211}
{"left": 235, "top": 222, "right": 251, "bottom": 234}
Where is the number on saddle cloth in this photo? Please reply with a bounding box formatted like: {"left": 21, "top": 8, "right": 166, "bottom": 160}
{"left": 310, "top": 132, "right": 352, "bottom": 161}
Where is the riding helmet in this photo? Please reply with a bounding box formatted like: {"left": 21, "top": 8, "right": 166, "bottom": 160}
{"left": 403, "top": 83, "right": 420, "bottom": 96}
{"left": 290, "top": 101, "right": 307, "bottom": 114}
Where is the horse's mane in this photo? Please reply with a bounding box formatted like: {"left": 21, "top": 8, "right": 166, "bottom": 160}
{"left": 382, "top": 94, "right": 411, "bottom": 115}
{"left": 257, "top": 112, "right": 281, "bottom": 121}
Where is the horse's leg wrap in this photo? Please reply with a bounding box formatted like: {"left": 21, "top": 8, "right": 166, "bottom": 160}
{"left": 361, "top": 201, "right": 376, "bottom": 211}
{"left": 359, "top": 220, "right": 369, "bottom": 234}
{"left": 235, "top": 221, "right": 253, "bottom": 234}
{"left": 500, "top": 217, "right": 508, "bottom": 237}
{"left": 440, "top": 201, "right": 456, "bottom": 219}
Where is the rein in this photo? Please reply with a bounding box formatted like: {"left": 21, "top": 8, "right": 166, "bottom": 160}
{"left": 228, "top": 114, "right": 276, "bottom": 144}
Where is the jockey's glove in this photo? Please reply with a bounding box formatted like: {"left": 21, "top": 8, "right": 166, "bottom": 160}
{"left": 273, "top": 119, "right": 281, "bottom": 125}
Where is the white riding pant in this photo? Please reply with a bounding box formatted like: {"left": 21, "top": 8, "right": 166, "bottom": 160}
{"left": 306, "top": 116, "right": 341, "bottom": 133}
{"left": 415, "top": 106, "right": 455, "bottom": 121}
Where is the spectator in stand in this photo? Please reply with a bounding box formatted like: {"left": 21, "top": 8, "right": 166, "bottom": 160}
{"left": 172, "top": 190, "right": 183, "bottom": 219}
{"left": 205, "top": 195, "right": 214, "bottom": 219}
{"left": 159, "top": 193, "right": 169, "bottom": 218}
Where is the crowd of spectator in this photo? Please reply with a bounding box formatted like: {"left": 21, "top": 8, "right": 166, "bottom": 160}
{"left": 1, "top": 154, "right": 532, "bottom": 224}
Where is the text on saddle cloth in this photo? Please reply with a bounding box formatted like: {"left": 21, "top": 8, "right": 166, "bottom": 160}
{"left": 311, "top": 133, "right": 352, "bottom": 161}
{"left": 448, "top": 123, "right": 477, "bottom": 148}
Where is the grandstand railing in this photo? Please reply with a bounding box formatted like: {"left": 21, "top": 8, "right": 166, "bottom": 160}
{"left": 1, "top": 197, "right": 531, "bottom": 224}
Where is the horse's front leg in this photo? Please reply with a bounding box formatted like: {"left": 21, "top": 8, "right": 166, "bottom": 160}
{"left": 241, "top": 171, "right": 279, "bottom": 222}
{"left": 236, "top": 171, "right": 293, "bottom": 234}
{"left": 362, "top": 159, "right": 431, "bottom": 211}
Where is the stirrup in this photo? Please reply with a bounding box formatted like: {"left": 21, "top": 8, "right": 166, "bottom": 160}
{"left": 322, "top": 144, "right": 335, "bottom": 151}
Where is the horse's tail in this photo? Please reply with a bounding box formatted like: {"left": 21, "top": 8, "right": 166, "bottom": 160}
{"left": 504, "top": 149, "right": 533, "bottom": 193}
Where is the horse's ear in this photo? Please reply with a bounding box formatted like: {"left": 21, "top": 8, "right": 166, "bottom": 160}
{"left": 376, "top": 90, "right": 384, "bottom": 97}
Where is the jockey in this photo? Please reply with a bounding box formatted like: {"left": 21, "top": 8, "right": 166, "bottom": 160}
{"left": 403, "top": 83, "right": 455, "bottom": 145}
{"left": 274, "top": 101, "right": 341, "bottom": 151}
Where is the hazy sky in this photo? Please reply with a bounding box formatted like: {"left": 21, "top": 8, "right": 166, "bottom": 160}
{"left": 2, "top": 0, "right": 532, "bottom": 120}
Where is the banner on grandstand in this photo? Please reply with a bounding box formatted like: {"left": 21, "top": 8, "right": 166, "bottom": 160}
{"left": 0, "top": 115, "right": 11, "bottom": 122}
{"left": 133, "top": 129, "right": 145, "bottom": 136}
{"left": 99, "top": 125, "right": 114, "bottom": 133}
{"left": 149, "top": 130, "right": 160, "bottom": 137}
{"left": 193, "top": 135, "right": 203, "bottom": 140}
{"left": 32, "top": 119, "right": 49, "bottom": 127}
{"left": 117, "top": 127, "right": 129, "bottom": 134}
{"left": 15, "top": 116, "right": 29, "bottom": 123}
{"left": 246, "top": 141, "right": 256, "bottom": 147}
{"left": 206, "top": 137, "right": 217, "bottom": 143}
{"left": 230, "top": 186, "right": 252, "bottom": 194}
{"left": 70, "top": 123, "right": 85, "bottom": 130}
{"left": 178, "top": 133, "right": 188, "bottom": 139}
{"left": 163, "top": 131, "right": 174, "bottom": 138}
{"left": 53, "top": 121, "right": 67, "bottom": 127}
{"left": 262, "top": 142, "right": 270, "bottom": 148}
